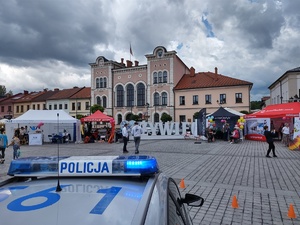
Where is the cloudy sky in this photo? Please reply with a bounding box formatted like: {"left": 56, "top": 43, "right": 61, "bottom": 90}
{"left": 0, "top": 0, "right": 299, "bottom": 101}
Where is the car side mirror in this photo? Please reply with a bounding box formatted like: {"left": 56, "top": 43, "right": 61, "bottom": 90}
{"left": 180, "top": 193, "right": 204, "bottom": 207}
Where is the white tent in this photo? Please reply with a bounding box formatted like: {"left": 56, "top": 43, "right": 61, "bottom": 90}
{"left": 5, "top": 110, "right": 81, "bottom": 144}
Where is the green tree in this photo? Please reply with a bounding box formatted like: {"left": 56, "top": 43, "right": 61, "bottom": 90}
{"left": 161, "top": 112, "right": 172, "bottom": 123}
{"left": 90, "top": 104, "right": 104, "bottom": 113}
{"left": 193, "top": 112, "right": 199, "bottom": 121}
{"left": 0, "top": 85, "right": 6, "bottom": 96}
{"left": 251, "top": 101, "right": 262, "bottom": 110}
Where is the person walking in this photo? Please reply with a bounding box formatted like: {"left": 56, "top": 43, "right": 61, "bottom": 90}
{"left": 264, "top": 125, "right": 277, "bottom": 158}
{"left": 0, "top": 128, "right": 8, "bottom": 163}
{"left": 132, "top": 121, "right": 143, "bottom": 154}
{"left": 122, "top": 123, "right": 129, "bottom": 153}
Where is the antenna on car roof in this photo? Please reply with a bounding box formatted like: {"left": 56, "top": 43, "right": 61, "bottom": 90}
{"left": 56, "top": 113, "right": 62, "bottom": 192}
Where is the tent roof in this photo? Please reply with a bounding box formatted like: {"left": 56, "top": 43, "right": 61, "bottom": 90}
{"left": 208, "top": 107, "right": 243, "bottom": 119}
{"left": 82, "top": 110, "right": 112, "bottom": 122}
{"left": 11, "top": 110, "right": 77, "bottom": 123}
{"left": 245, "top": 102, "right": 300, "bottom": 118}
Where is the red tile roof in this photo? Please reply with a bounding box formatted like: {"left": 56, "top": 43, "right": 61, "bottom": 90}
{"left": 174, "top": 70, "right": 253, "bottom": 90}
{"left": 47, "top": 87, "right": 84, "bottom": 100}
{"left": 70, "top": 87, "right": 91, "bottom": 99}
{"left": 13, "top": 91, "right": 46, "bottom": 103}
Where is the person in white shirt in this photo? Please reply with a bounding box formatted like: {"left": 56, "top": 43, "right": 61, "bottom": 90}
{"left": 131, "top": 121, "right": 143, "bottom": 154}
{"left": 122, "top": 123, "right": 129, "bottom": 153}
{"left": 281, "top": 123, "right": 290, "bottom": 147}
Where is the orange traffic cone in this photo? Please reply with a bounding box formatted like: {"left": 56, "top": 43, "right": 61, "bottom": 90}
{"left": 288, "top": 204, "right": 296, "bottom": 219}
{"left": 179, "top": 179, "right": 186, "bottom": 189}
{"left": 232, "top": 195, "right": 239, "bottom": 208}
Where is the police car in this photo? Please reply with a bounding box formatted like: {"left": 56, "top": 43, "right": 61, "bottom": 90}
{"left": 0, "top": 155, "right": 204, "bottom": 225}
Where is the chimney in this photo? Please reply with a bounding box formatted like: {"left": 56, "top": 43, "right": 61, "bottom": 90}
{"left": 214, "top": 67, "right": 218, "bottom": 81}
{"left": 190, "top": 67, "right": 195, "bottom": 77}
{"left": 121, "top": 58, "right": 124, "bottom": 64}
{"left": 24, "top": 90, "right": 28, "bottom": 95}
{"left": 126, "top": 60, "right": 133, "bottom": 67}
{"left": 134, "top": 60, "right": 139, "bottom": 66}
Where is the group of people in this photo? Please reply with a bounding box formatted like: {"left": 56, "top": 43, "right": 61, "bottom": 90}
{"left": 207, "top": 124, "right": 242, "bottom": 144}
{"left": 0, "top": 128, "right": 21, "bottom": 163}
{"left": 122, "top": 121, "right": 143, "bottom": 154}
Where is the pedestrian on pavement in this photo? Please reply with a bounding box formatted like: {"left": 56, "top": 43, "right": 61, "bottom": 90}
{"left": 264, "top": 125, "right": 277, "bottom": 158}
{"left": 0, "top": 128, "right": 8, "bottom": 163}
{"left": 122, "top": 123, "right": 129, "bottom": 153}
{"left": 132, "top": 121, "right": 143, "bottom": 154}
{"left": 8, "top": 134, "right": 21, "bottom": 160}
{"left": 281, "top": 123, "right": 290, "bottom": 147}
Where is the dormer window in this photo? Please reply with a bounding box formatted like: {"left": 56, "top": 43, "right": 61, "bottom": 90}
{"left": 157, "top": 49, "right": 163, "bottom": 57}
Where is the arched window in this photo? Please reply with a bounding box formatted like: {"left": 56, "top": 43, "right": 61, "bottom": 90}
{"left": 154, "top": 113, "right": 159, "bottom": 123}
{"left": 154, "top": 92, "right": 159, "bottom": 106}
{"left": 96, "top": 96, "right": 101, "bottom": 105}
{"left": 116, "top": 85, "right": 124, "bottom": 107}
{"left": 103, "top": 77, "right": 107, "bottom": 88}
{"left": 137, "top": 83, "right": 145, "bottom": 106}
{"left": 127, "top": 84, "right": 134, "bottom": 107}
{"left": 163, "top": 71, "right": 168, "bottom": 83}
{"left": 96, "top": 78, "right": 100, "bottom": 88}
{"left": 153, "top": 72, "right": 158, "bottom": 84}
{"left": 158, "top": 71, "right": 163, "bottom": 83}
{"left": 117, "top": 114, "right": 122, "bottom": 125}
{"left": 100, "top": 78, "right": 103, "bottom": 88}
{"left": 103, "top": 96, "right": 107, "bottom": 108}
{"left": 162, "top": 92, "right": 167, "bottom": 105}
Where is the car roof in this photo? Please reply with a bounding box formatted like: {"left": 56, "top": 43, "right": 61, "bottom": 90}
{"left": 0, "top": 155, "right": 160, "bottom": 225}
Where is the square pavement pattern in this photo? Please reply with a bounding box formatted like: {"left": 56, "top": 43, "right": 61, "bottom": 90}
{"left": 0, "top": 139, "right": 299, "bottom": 224}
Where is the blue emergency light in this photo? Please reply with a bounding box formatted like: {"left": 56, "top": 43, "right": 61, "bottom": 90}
{"left": 7, "top": 155, "right": 159, "bottom": 177}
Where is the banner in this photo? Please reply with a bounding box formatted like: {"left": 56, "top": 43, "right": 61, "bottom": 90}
{"left": 197, "top": 108, "right": 206, "bottom": 136}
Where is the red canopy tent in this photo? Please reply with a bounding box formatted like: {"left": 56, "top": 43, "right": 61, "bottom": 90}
{"left": 245, "top": 102, "right": 300, "bottom": 119}
{"left": 82, "top": 110, "right": 112, "bottom": 122}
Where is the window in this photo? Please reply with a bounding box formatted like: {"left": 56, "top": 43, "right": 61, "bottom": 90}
{"left": 179, "top": 115, "right": 186, "bottom": 123}
{"left": 43, "top": 104, "right": 46, "bottom": 110}
{"left": 153, "top": 72, "right": 158, "bottom": 84}
{"left": 137, "top": 83, "right": 145, "bottom": 106}
{"left": 8, "top": 106, "right": 12, "bottom": 112}
{"left": 21, "top": 105, "right": 24, "bottom": 113}
{"left": 158, "top": 71, "right": 163, "bottom": 83}
{"left": 37, "top": 104, "right": 40, "bottom": 110}
{"left": 85, "top": 102, "right": 89, "bottom": 110}
{"left": 235, "top": 93, "right": 242, "bottom": 103}
{"left": 100, "top": 78, "right": 103, "bottom": 88}
{"left": 154, "top": 92, "right": 160, "bottom": 106}
{"left": 127, "top": 84, "right": 134, "bottom": 107}
{"left": 117, "top": 114, "right": 122, "bottom": 125}
{"left": 54, "top": 104, "right": 57, "bottom": 110}
{"left": 162, "top": 92, "right": 167, "bottom": 105}
{"left": 179, "top": 96, "right": 185, "bottom": 105}
{"left": 193, "top": 95, "right": 198, "bottom": 105}
{"left": 77, "top": 102, "right": 81, "bottom": 110}
{"left": 154, "top": 113, "right": 159, "bottom": 122}
{"left": 59, "top": 104, "right": 62, "bottom": 109}
{"left": 96, "top": 78, "right": 100, "bottom": 88}
{"left": 220, "top": 94, "right": 226, "bottom": 104}
{"left": 71, "top": 103, "right": 75, "bottom": 111}
{"left": 64, "top": 104, "right": 68, "bottom": 110}
{"left": 116, "top": 85, "right": 124, "bottom": 107}
{"left": 1, "top": 106, "right": 4, "bottom": 112}
{"left": 103, "top": 77, "right": 107, "bottom": 88}
{"left": 96, "top": 96, "right": 101, "bottom": 105}
{"left": 205, "top": 94, "right": 211, "bottom": 104}
{"left": 16, "top": 106, "right": 19, "bottom": 113}
{"left": 49, "top": 105, "right": 52, "bottom": 110}
{"left": 100, "top": 77, "right": 106, "bottom": 88}
{"left": 163, "top": 71, "right": 168, "bottom": 83}
{"left": 103, "top": 96, "right": 107, "bottom": 108}
{"left": 27, "top": 105, "right": 30, "bottom": 111}
{"left": 32, "top": 104, "right": 35, "bottom": 110}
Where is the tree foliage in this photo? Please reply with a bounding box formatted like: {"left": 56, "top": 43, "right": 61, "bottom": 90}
{"left": 90, "top": 104, "right": 104, "bottom": 113}
{"left": 251, "top": 101, "right": 262, "bottom": 110}
{"left": 161, "top": 112, "right": 172, "bottom": 123}
{"left": 0, "top": 85, "right": 6, "bottom": 96}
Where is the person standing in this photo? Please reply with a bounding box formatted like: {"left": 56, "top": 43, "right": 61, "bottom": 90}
{"left": 122, "top": 123, "right": 129, "bottom": 153}
{"left": 0, "top": 128, "right": 8, "bottom": 163}
{"left": 132, "top": 121, "right": 143, "bottom": 154}
{"left": 264, "top": 125, "right": 277, "bottom": 158}
{"left": 281, "top": 123, "right": 290, "bottom": 147}
{"left": 8, "top": 134, "right": 21, "bottom": 160}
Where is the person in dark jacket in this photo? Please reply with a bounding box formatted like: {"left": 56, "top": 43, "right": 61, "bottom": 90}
{"left": 264, "top": 125, "right": 277, "bottom": 158}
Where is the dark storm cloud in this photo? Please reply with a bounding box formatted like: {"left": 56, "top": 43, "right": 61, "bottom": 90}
{"left": 0, "top": 0, "right": 114, "bottom": 67}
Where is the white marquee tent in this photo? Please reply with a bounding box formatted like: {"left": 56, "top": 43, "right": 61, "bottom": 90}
{"left": 5, "top": 110, "right": 81, "bottom": 143}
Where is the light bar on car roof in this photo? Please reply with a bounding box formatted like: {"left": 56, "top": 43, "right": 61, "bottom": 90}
{"left": 7, "top": 155, "right": 159, "bottom": 177}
